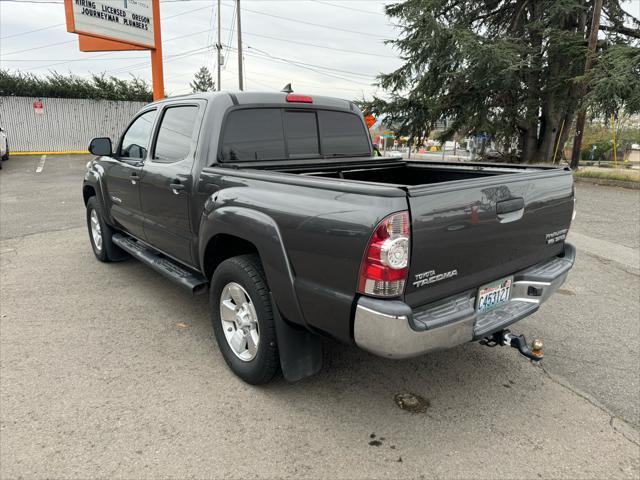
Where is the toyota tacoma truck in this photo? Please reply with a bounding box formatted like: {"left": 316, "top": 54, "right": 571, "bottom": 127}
{"left": 83, "top": 91, "right": 576, "bottom": 384}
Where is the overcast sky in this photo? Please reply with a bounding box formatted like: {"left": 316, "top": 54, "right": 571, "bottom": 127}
{"left": 1, "top": 0, "right": 638, "bottom": 101}
{"left": 0, "top": 0, "right": 402, "bottom": 100}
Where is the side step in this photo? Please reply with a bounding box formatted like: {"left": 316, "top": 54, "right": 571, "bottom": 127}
{"left": 112, "top": 233, "right": 208, "bottom": 295}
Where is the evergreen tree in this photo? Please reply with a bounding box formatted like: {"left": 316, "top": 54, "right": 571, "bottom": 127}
{"left": 360, "top": 0, "right": 640, "bottom": 163}
{"left": 190, "top": 66, "right": 215, "bottom": 93}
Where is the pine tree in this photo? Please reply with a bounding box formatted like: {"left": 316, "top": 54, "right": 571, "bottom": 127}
{"left": 360, "top": 0, "right": 639, "bottom": 164}
{"left": 190, "top": 66, "right": 215, "bottom": 93}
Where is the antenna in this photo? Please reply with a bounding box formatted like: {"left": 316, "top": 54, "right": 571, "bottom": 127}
{"left": 281, "top": 83, "right": 293, "bottom": 94}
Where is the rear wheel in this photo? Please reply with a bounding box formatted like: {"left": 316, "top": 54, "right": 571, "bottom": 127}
{"left": 86, "top": 196, "right": 128, "bottom": 262}
{"left": 210, "top": 254, "right": 280, "bottom": 384}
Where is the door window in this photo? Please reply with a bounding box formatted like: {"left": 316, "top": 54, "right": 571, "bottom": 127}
{"left": 120, "top": 109, "right": 157, "bottom": 159}
{"left": 153, "top": 106, "right": 199, "bottom": 163}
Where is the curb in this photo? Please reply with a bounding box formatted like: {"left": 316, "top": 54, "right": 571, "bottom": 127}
{"left": 12, "top": 151, "right": 89, "bottom": 156}
{"left": 573, "top": 176, "right": 640, "bottom": 190}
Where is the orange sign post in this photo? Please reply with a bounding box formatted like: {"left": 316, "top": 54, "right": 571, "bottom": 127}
{"left": 64, "top": 0, "right": 165, "bottom": 100}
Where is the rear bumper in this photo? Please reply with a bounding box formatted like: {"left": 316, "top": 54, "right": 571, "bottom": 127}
{"left": 353, "top": 243, "right": 576, "bottom": 359}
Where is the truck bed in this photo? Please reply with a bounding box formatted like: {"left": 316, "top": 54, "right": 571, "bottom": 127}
{"left": 268, "top": 157, "right": 575, "bottom": 308}
{"left": 248, "top": 156, "right": 556, "bottom": 187}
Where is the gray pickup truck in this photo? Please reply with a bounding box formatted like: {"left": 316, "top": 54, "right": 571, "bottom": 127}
{"left": 83, "top": 91, "right": 576, "bottom": 384}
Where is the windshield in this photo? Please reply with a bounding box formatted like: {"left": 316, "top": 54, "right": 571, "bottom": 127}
{"left": 220, "top": 108, "right": 371, "bottom": 162}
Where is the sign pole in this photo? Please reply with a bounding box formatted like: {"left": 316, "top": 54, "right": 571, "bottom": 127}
{"left": 150, "top": 0, "right": 165, "bottom": 100}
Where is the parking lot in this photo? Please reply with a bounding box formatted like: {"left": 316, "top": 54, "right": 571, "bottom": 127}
{"left": 1, "top": 154, "right": 639, "bottom": 478}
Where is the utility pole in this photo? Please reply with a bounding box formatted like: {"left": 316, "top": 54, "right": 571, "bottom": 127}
{"left": 216, "top": 0, "right": 221, "bottom": 91}
{"left": 570, "top": 0, "right": 604, "bottom": 170}
{"left": 236, "top": 0, "right": 244, "bottom": 91}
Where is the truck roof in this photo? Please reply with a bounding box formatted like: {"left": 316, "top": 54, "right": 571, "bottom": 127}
{"left": 150, "top": 91, "right": 357, "bottom": 111}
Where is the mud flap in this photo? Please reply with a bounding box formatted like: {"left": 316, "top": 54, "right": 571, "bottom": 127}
{"left": 271, "top": 294, "right": 322, "bottom": 382}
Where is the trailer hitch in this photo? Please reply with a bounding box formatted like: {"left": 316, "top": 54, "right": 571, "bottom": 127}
{"left": 480, "top": 330, "right": 544, "bottom": 362}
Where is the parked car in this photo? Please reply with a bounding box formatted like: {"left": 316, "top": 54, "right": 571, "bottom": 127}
{"left": 0, "top": 126, "right": 8, "bottom": 169}
{"left": 82, "top": 92, "right": 576, "bottom": 384}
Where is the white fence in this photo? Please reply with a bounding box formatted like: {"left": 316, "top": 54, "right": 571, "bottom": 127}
{"left": 0, "top": 96, "right": 147, "bottom": 152}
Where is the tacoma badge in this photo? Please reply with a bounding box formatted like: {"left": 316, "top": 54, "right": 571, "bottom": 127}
{"left": 413, "top": 269, "right": 458, "bottom": 288}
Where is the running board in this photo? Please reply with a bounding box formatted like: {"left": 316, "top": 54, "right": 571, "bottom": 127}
{"left": 112, "top": 233, "right": 208, "bottom": 295}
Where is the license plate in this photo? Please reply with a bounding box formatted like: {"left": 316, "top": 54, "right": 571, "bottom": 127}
{"left": 477, "top": 276, "right": 513, "bottom": 312}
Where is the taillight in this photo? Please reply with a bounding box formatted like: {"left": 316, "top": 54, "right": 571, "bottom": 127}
{"left": 358, "top": 211, "right": 410, "bottom": 298}
{"left": 286, "top": 94, "right": 313, "bottom": 103}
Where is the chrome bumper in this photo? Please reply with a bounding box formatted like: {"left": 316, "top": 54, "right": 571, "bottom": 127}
{"left": 354, "top": 243, "right": 576, "bottom": 359}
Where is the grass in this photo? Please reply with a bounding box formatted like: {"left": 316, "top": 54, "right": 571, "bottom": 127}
{"left": 574, "top": 167, "right": 640, "bottom": 183}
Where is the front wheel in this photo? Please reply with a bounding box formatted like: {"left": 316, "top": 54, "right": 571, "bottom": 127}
{"left": 210, "top": 254, "right": 280, "bottom": 384}
{"left": 86, "top": 196, "right": 128, "bottom": 262}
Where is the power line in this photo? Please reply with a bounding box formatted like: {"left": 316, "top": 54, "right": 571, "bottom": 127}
{"left": 204, "top": 0, "right": 217, "bottom": 67}
{"left": 1, "top": 39, "right": 76, "bottom": 56}
{"left": 222, "top": 0, "right": 236, "bottom": 72}
{"left": 10, "top": 27, "right": 212, "bottom": 72}
{"left": 0, "top": 0, "right": 213, "bottom": 2}
{"left": 221, "top": 1, "right": 388, "bottom": 39}
{"left": 241, "top": 45, "right": 375, "bottom": 86}
{"left": 2, "top": 56, "right": 148, "bottom": 62}
{"left": 2, "top": 24, "right": 397, "bottom": 69}
{"left": 310, "top": 0, "right": 385, "bottom": 16}
{"left": 221, "top": 26, "right": 395, "bottom": 58}
{"left": 1, "top": 3, "right": 210, "bottom": 57}
{"left": 0, "top": 22, "right": 64, "bottom": 40}
{"left": 245, "top": 45, "right": 377, "bottom": 79}
{"left": 105, "top": 46, "right": 213, "bottom": 75}
{"left": 230, "top": 66, "right": 371, "bottom": 94}
{"left": 0, "top": 0, "right": 63, "bottom": 3}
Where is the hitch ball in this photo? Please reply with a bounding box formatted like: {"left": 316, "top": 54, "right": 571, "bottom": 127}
{"left": 531, "top": 338, "right": 544, "bottom": 358}
{"left": 532, "top": 339, "right": 543, "bottom": 351}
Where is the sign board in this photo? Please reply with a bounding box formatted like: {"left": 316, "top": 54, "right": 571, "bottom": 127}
{"left": 65, "top": 0, "right": 155, "bottom": 49}
{"left": 365, "top": 114, "right": 376, "bottom": 129}
{"left": 33, "top": 99, "right": 44, "bottom": 115}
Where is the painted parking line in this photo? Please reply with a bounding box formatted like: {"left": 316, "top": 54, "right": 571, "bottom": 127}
{"left": 35, "top": 155, "right": 47, "bottom": 173}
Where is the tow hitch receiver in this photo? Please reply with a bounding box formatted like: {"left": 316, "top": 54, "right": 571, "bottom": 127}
{"left": 480, "top": 329, "right": 544, "bottom": 362}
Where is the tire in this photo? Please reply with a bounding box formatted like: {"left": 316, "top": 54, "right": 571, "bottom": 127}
{"left": 86, "top": 196, "right": 128, "bottom": 262}
{"left": 210, "top": 254, "right": 280, "bottom": 384}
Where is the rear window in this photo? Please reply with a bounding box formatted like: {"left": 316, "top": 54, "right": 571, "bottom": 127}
{"left": 284, "top": 111, "right": 319, "bottom": 158}
{"left": 220, "top": 108, "right": 369, "bottom": 162}
{"left": 221, "top": 109, "right": 285, "bottom": 161}
{"left": 318, "top": 110, "right": 371, "bottom": 156}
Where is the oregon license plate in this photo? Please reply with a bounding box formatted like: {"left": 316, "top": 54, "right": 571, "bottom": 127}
{"left": 477, "top": 276, "right": 513, "bottom": 312}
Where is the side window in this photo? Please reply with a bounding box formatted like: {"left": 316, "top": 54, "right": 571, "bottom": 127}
{"left": 120, "top": 110, "right": 157, "bottom": 159}
{"left": 284, "top": 111, "right": 319, "bottom": 158}
{"left": 153, "top": 106, "right": 199, "bottom": 163}
{"left": 221, "top": 109, "right": 285, "bottom": 161}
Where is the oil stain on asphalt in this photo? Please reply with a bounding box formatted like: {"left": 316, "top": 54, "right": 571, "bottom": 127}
{"left": 394, "top": 393, "right": 430, "bottom": 413}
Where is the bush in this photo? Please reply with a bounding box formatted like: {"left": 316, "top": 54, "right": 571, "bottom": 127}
{"left": 0, "top": 69, "right": 152, "bottom": 102}
{"left": 581, "top": 139, "right": 613, "bottom": 161}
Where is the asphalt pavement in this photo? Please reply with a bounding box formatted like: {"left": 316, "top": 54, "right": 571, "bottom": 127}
{"left": 1, "top": 155, "right": 638, "bottom": 479}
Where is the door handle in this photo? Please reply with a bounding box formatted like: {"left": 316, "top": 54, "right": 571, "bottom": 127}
{"left": 496, "top": 197, "right": 524, "bottom": 223}
{"left": 170, "top": 181, "right": 186, "bottom": 194}
{"left": 130, "top": 172, "right": 140, "bottom": 184}
{"left": 496, "top": 197, "right": 524, "bottom": 214}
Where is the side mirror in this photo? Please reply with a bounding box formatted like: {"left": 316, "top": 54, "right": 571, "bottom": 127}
{"left": 89, "top": 137, "right": 112, "bottom": 156}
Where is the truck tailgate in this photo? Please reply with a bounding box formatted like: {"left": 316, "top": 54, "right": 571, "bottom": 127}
{"left": 404, "top": 169, "right": 574, "bottom": 308}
